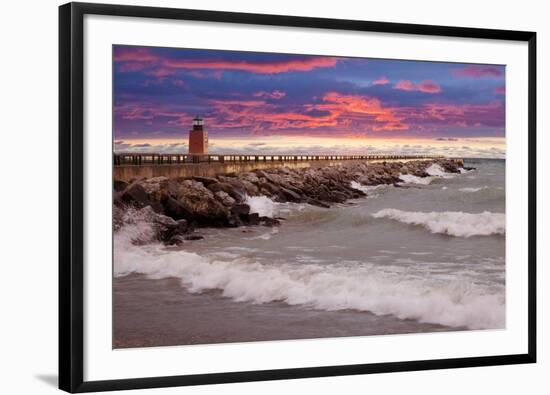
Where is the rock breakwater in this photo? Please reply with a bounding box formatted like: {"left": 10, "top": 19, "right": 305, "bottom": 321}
{"left": 114, "top": 159, "right": 466, "bottom": 245}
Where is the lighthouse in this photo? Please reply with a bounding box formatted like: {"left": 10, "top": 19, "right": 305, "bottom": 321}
{"left": 188, "top": 116, "right": 208, "bottom": 155}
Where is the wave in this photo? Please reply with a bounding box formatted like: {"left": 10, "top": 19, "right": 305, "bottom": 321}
{"left": 245, "top": 228, "right": 279, "bottom": 240}
{"left": 350, "top": 181, "right": 370, "bottom": 193}
{"left": 426, "top": 163, "right": 455, "bottom": 178}
{"left": 114, "top": 222, "right": 504, "bottom": 329}
{"left": 372, "top": 209, "right": 505, "bottom": 237}
{"left": 399, "top": 174, "right": 433, "bottom": 185}
{"left": 245, "top": 195, "right": 278, "bottom": 217}
{"left": 350, "top": 181, "right": 390, "bottom": 197}
{"left": 245, "top": 195, "right": 310, "bottom": 218}
{"left": 459, "top": 186, "right": 489, "bottom": 193}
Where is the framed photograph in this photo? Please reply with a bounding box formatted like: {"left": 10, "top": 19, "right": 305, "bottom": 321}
{"left": 59, "top": 2, "right": 536, "bottom": 392}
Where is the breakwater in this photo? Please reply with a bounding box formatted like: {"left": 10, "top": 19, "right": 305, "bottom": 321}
{"left": 113, "top": 153, "right": 449, "bottom": 182}
{"left": 114, "top": 158, "right": 467, "bottom": 245}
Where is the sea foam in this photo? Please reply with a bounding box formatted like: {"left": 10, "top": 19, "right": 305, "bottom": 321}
{"left": 350, "top": 181, "right": 390, "bottom": 197}
{"left": 372, "top": 209, "right": 505, "bottom": 237}
{"left": 245, "top": 195, "right": 278, "bottom": 217}
{"left": 459, "top": 186, "right": 489, "bottom": 193}
{"left": 114, "top": 221, "right": 504, "bottom": 330}
{"left": 113, "top": 199, "right": 505, "bottom": 331}
{"left": 398, "top": 174, "right": 433, "bottom": 185}
{"left": 425, "top": 163, "right": 455, "bottom": 178}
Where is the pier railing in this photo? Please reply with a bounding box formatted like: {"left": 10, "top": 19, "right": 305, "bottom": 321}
{"left": 114, "top": 153, "right": 442, "bottom": 166}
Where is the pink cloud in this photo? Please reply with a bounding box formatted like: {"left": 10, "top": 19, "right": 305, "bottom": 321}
{"left": 495, "top": 85, "right": 506, "bottom": 95}
{"left": 394, "top": 80, "right": 415, "bottom": 91}
{"left": 395, "top": 101, "right": 504, "bottom": 128}
{"left": 417, "top": 80, "right": 442, "bottom": 93}
{"left": 453, "top": 65, "right": 504, "bottom": 79}
{"left": 187, "top": 70, "right": 224, "bottom": 80}
{"left": 208, "top": 92, "right": 409, "bottom": 132}
{"left": 114, "top": 47, "right": 339, "bottom": 75}
{"left": 394, "top": 80, "right": 441, "bottom": 94}
{"left": 162, "top": 57, "right": 339, "bottom": 74}
{"left": 372, "top": 76, "right": 390, "bottom": 85}
{"left": 114, "top": 48, "right": 158, "bottom": 62}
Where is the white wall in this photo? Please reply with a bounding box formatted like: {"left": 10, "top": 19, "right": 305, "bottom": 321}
{"left": 0, "top": 0, "right": 547, "bottom": 394}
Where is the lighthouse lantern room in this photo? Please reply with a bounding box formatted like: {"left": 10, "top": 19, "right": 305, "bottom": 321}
{"left": 188, "top": 116, "right": 208, "bottom": 155}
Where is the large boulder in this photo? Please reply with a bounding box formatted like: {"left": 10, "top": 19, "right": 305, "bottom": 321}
{"left": 278, "top": 187, "right": 303, "bottom": 202}
{"left": 120, "top": 177, "right": 178, "bottom": 213}
{"left": 231, "top": 203, "right": 251, "bottom": 216}
{"left": 214, "top": 191, "right": 236, "bottom": 207}
{"left": 176, "top": 180, "right": 229, "bottom": 225}
{"left": 123, "top": 206, "right": 188, "bottom": 244}
{"left": 238, "top": 172, "right": 260, "bottom": 185}
{"left": 208, "top": 182, "right": 246, "bottom": 202}
{"left": 163, "top": 196, "right": 193, "bottom": 220}
{"left": 191, "top": 176, "right": 219, "bottom": 186}
{"left": 256, "top": 170, "right": 284, "bottom": 185}
{"left": 259, "top": 181, "right": 280, "bottom": 196}
{"left": 120, "top": 183, "right": 150, "bottom": 208}
{"left": 113, "top": 180, "right": 128, "bottom": 192}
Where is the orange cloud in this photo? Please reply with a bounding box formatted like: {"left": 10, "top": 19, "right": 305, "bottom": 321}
{"left": 394, "top": 80, "right": 415, "bottom": 91}
{"left": 373, "top": 76, "right": 390, "bottom": 85}
{"left": 162, "top": 57, "right": 339, "bottom": 74}
{"left": 210, "top": 92, "right": 409, "bottom": 131}
{"left": 114, "top": 48, "right": 158, "bottom": 62}
{"left": 417, "top": 80, "right": 442, "bottom": 93}
{"left": 394, "top": 80, "right": 442, "bottom": 94}
{"left": 115, "top": 47, "right": 339, "bottom": 76}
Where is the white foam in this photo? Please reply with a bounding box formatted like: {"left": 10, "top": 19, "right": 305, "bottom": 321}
{"left": 372, "top": 209, "right": 505, "bottom": 237}
{"left": 350, "top": 181, "right": 370, "bottom": 193}
{"left": 425, "top": 163, "right": 455, "bottom": 178}
{"left": 245, "top": 195, "right": 278, "bottom": 217}
{"left": 399, "top": 174, "right": 433, "bottom": 185}
{"left": 114, "top": 228, "right": 504, "bottom": 329}
{"left": 350, "top": 181, "right": 390, "bottom": 197}
{"left": 459, "top": 186, "right": 489, "bottom": 193}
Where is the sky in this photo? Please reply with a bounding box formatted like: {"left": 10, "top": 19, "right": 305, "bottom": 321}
{"left": 113, "top": 45, "right": 506, "bottom": 158}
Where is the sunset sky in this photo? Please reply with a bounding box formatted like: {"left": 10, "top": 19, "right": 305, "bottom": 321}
{"left": 113, "top": 45, "right": 506, "bottom": 158}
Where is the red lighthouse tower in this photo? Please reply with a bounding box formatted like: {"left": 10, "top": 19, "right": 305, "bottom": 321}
{"left": 188, "top": 116, "right": 208, "bottom": 155}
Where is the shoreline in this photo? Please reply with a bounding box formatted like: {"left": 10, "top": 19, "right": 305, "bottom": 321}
{"left": 114, "top": 273, "right": 464, "bottom": 348}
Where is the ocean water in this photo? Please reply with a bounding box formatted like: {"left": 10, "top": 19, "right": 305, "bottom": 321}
{"left": 113, "top": 159, "right": 505, "bottom": 347}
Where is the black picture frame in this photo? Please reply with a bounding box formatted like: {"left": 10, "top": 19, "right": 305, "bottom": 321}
{"left": 59, "top": 2, "right": 537, "bottom": 392}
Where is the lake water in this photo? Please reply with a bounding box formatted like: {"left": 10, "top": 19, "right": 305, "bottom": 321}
{"left": 113, "top": 159, "right": 505, "bottom": 347}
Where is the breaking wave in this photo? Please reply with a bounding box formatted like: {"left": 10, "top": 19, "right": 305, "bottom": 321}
{"left": 245, "top": 195, "right": 278, "bottom": 217}
{"left": 114, "top": 221, "right": 504, "bottom": 329}
{"left": 426, "top": 163, "right": 455, "bottom": 178}
{"left": 459, "top": 186, "right": 489, "bottom": 193}
{"left": 372, "top": 209, "right": 505, "bottom": 237}
{"left": 399, "top": 174, "right": 433, "bottom": 185}
{"left": 350, "top": 181, "right": 390, "bottom": 198}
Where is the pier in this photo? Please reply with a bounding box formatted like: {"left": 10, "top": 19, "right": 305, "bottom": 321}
{"left": 114, "top": 153, "right": 440, "bottom": 166}
{"left": 113, "top": 153, "right": 444, "bottom": 182}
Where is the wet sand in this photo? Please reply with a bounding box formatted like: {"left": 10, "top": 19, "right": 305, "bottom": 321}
{"left": 113, "top": 274, "right": 461, "bottom": 349}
